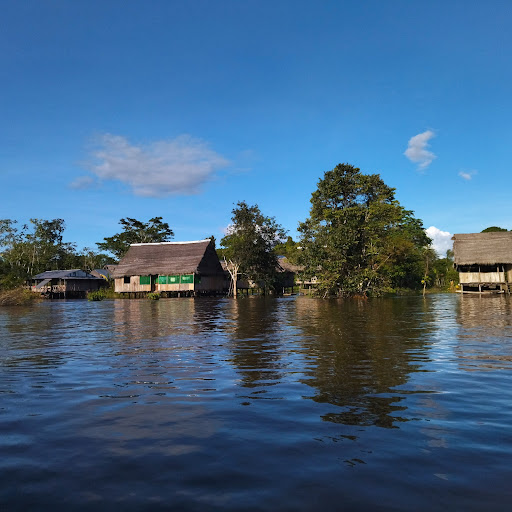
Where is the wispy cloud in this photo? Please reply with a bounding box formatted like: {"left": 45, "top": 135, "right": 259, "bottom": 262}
{"left": 425, "top": 226, "right": 453, "bottom": 256}
{"left": 82, "top": 134, "right": 230, "bottom": 197}
{"left": 404, "top": 130, "right": 436, "bottom": 170}
{"left": 69, "top": 175, "right": 97, "bottom": 190}
{"left": 458, "top": 170, "right": 477, "bottom": 181}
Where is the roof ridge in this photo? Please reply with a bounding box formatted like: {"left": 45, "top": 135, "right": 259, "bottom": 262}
{"left": 130, "top": 239, "right": 211, "bottom": 246}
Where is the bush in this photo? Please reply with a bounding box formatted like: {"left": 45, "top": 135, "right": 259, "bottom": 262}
{"left": 87, "top": 290, "right": 107, "bottom": 301}
{"left": 0, "top": 287, "right": 42, "bottom": 306}
{"left": 147, "top": 292, "right": 160, "bottom": 300}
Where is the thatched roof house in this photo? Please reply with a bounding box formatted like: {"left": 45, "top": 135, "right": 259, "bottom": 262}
{"left": 112, "top": 239, "right": 226, "bottom": 295}
{"left": 452, "top": 232, "right": 512, "bottom": 293}
{"left": 452, "top": 232, "right": 512, "bottom": 266}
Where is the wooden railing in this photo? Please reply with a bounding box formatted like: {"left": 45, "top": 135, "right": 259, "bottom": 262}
{"left": 459, "top": 272, "right": 505, "bottom": 284}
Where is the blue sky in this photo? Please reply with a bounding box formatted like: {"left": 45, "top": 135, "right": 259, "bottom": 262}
{"left": 2, "top": 0, "right": 511, "bottom": 256}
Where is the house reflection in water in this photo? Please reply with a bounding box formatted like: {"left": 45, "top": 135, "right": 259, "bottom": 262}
{"left": 455, "top": 295, "right": 512, "bottom": 371}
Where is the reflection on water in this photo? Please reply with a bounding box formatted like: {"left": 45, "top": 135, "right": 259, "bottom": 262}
{"left": 1, "top": 295, "right": 512, "bottom": 511}
{"left": 456, "top": 295, "right": 512, "bottom": 371}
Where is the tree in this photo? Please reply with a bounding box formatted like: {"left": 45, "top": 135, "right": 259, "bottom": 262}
{"left": 97, "top": 217, "right": 174, "bottom": 259}
{"left": 481, "top": 226, "right": 508, "bottom": 232}
{"left": 273, "top": 236, "right": 299, "bottom": 263}
{"left": 297, "top": 163, "right": 431, "bottom": 297}
{"left": 220, "top": 201, "right": 287, "bottom": 295}
{"left": 0, "top": 218, "right": 79, "bottom": 287}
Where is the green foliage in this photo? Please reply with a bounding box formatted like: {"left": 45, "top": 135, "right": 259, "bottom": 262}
{"left": 0, "top": 218, "right": 76, "bottom": 287}
{"left": 481, "top": 226, "right": 508, "bottom": 232}
{"left": 147, "top": 292, "right": 160, "bottom": 300}
{"left": 0, "top": 218, "right": 115, "bottom": 289}
{"left": 0, "top": 287, "right": 42, "bottom": 306}
{"left": 430, "top": 250, "right": 459, "bottom": 290}
{"left": 97, "top": 217, "right": 174, "bottom": 259}
{"left": 297, "top": 163, "right": 431, "bottom": 297}
{"left": 273, "top": 236, "right": 299, "bottom": 262}
{"left": 87, "top": 290, "right": 106, "bottom": 301}
{"left": 220, "top": 201, "right": 287, "bottom": 293}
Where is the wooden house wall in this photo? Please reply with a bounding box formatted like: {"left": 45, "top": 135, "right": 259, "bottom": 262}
{"left": 115, "top": 277, "right": 152, "bottom": 293}
{"left": 459, "top": 271, "right": 506, "bottom": 284}
{"left": 33, "top": 279, "right": 103, "bottom": 294}
{"left": 155, "top": 282, "right": 194, "bottom": 292}
{"left": 196, "top": 275, "right": 226, "bottom": 292}
{"left": 115, "top": 274, "right": 226, "bottom": 293}
{"left": 64, "top": 279, "right": 103, "bottom": 291}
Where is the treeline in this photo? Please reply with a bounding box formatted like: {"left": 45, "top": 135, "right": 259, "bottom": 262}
{"left": 0, "top": 219, "right": 115, "bottom": 289}
{"left": 1, "top": 164, "right": 461, "bottom": 296}
{"left": 218, "top": 164, "right": 458, "bottom": 297}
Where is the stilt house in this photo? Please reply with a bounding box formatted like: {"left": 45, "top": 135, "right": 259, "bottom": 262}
{"left": 452, "top": 232, "right": 512, "bottom": 293}
{"left": 31, "top": 269, "right": 105, "bottom": 298}
{"left": 112, "top": 239, "right": 227, "bottom": 296}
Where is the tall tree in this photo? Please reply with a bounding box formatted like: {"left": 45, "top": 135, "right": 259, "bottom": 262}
{"left": 220, "top": 201, "right": 287, "bottom": 295}
{"left": 97, "top": 217, "right": 174, "bottom": 259}
{"left": 298, "top": 163, "right": 431, "bottom": 297}
{"left": 0, "top": 218, "right": 79, "bottom": 287}
{"left": 273, "top": 236, "right": 299, "bottom": 263}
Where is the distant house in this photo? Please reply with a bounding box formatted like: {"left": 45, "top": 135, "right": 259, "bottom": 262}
{"left": 278, "top": 257, "right": 318, "bottom": 290}
{"left": 31, "top": 269, "right": 105, "bottom": 298}
{"left": 90, "top": 268, "right": 112, "bottom": 281}
{"left": 452, "top": 232, "right": 512, "bottom": 293}
{"left": 112, "top": 239, "right": 227, "bottom": 296}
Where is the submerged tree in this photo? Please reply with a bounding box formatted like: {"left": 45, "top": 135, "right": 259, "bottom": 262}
{"left": 297, "top": 163, "right": 431, "bottom": 297}
{"left": 97, "top": 217, "right": 174, "bottom": 259}
{"left": 220, "top": 201, "right": 287, "bottom": 295}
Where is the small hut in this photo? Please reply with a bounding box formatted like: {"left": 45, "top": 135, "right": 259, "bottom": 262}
{"left": 452, "top": 232, "right": 512, "bottom": 293}
{"left": 31, "top": 269, "right": 105, "bottom": 298}
{"left": 112, "top": 239, "right": 226, "bottom": 296}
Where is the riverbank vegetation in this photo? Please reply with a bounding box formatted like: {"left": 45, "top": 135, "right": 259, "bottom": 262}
{"left": 0, "top": 287, "right": 42, "bottom": 306}
{"left": 1, "top": 162, "right": 465, "bottom": 298}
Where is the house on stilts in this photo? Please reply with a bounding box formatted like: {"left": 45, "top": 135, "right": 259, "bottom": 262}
{"left": 112, "top": 239, "right": 227, "bottom": 297}
{"left": 31, "top": 269, "right": 106, "bottom": 298}
{"left": 452, "top": 232, "right": 512, "bottom": 294}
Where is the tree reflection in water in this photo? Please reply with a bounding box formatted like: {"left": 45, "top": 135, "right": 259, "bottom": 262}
{"left": 292, "top": 297, "right": 435, "bottom": 428}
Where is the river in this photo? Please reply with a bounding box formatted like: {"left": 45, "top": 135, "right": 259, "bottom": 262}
{"left": 1, "top": 294, "right": 512, "bottom": 511}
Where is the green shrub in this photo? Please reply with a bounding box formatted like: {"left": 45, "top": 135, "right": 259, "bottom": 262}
{"left": 0, "top": 287, "right": 42, "bottom": 306}
{"left": 147, "top": 292, "right": 160, "bottom": 300}
{"left": 87, "top": 290, "right": 107, "bottom": 301}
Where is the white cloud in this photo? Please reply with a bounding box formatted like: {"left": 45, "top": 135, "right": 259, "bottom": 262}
{"left": 69, "top": 175, "right": 97, "bottom": 189}
{"left": 458, "top": 170, "right": 477, "bottom": 181}
{"left": 404, "top": 130, "right": 436, "bottom": 170}
{"left": 84, "top": 134, "right": 229, "bottom": 197}
{"left": 426, "top": 226, "right": 453, "bottom": 256}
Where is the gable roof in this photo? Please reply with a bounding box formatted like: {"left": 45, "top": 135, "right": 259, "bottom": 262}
{"left": 452, "top": 232, "right": 512, "bottom": 265}
{"left": 90, "top": 269, "right": 111, "bottom": 280}
{"left": 111, "top": 239, "right": 224, "bottom": 277}
{"left": 32, "top": 269, "right": 101, "bottom": 280}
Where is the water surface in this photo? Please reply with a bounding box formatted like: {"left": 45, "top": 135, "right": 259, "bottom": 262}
{"left": 1, "top": 294, "right": 512, "bottom": 510}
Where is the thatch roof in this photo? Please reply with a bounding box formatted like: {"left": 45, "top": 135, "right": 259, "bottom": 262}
{"left": 111, "top": 240, "right": 223, "bottom": 277}
{"left": 277, "top": 257, "right": 303, "bottom": 273}
{"left": 452, "top": 232, "right": 512, "bottom": 265}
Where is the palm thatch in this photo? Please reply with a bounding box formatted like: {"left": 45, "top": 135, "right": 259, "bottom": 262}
{"left": 111, "top": 240, "right": 223, "bottom": 277}
{"left": 452, "top": 232, "right": 512, "bottom": 265}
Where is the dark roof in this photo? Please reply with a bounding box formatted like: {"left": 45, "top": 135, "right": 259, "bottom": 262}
{"left": 32, "top": 269, "right": 102, "bottom": 280}
{"left": 112, "top": 240, "right": 224, "bottom": 277}
{"left": 91, "top": 269, "right": 111, "bottom": 280}
{"left": 452, "top": 232, "right": 512, "bottom": 265}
